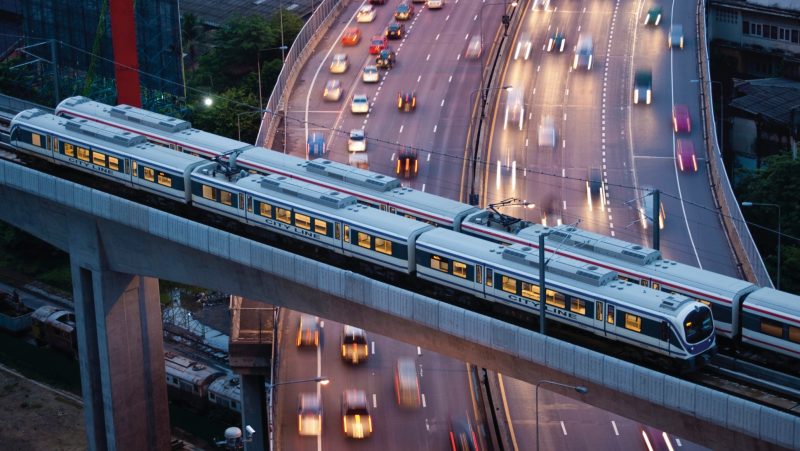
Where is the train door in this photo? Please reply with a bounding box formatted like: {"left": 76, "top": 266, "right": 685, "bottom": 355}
{"left": 605, "top": 304, "right": 618, "bottom": 338}
{"left": 594, "top": 300, "right": 606, "bottom": 337}
{"left": 475, "top": 264, "right": 485, "bottom": 297}
{"left": 659, "top": 321, "right": 671, "bottom": 355}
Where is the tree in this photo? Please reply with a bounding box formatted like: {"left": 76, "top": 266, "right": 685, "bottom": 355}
{"left": 189, "top": 85, "right": 261, "bottom": 143}
{"left": 181, "top": 13, "right": 208, "bottom": 71}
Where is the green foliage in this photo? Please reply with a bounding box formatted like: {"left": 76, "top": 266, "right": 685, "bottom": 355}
{"left": 189, "top": 85, "right": 261, "bottom": 142}
{"left": 0, "top": 59, "right": 53, "bottom": 106}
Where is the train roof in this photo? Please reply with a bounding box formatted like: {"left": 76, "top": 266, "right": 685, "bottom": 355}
{"left": 14, "top": 110, "right": 202, "bottom": 170}
{"left": 417, "top": 228, "right": 701, "bottom": 317}
{"left": 208, "top": 374, "right": 242, "bottom": 400}
{"left": 164, "top": 352, "right": 224, "bottom": 384}
{"left": 743, "top": 288, "right": 800, "bottom": 324}
{"left": 56, "top": 96, "right": 248, "bottom": 156}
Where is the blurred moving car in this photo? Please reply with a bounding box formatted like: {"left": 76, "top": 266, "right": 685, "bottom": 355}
{"left": 676, "top": 138, "right": 698, "bottom": 172}
{"left": 323, "top": 79, "right": 342, "bottom": 101}
{"left": 351, "top": 94, "right": 370, "bottom": 114}
{"left": 306, "top": 132, "right": 325, "bottom": 157}
{"left": 538, "top": 116, "right": 555, "bottom": 149}
{"left": 640, "top": 187, "right": 666, "bottom": 230}
{"left": 515, "top": 32, "right": 532, "bottom": 60}
{"left": 669, "top": 24, "right": 684, "bottom": 48}
{"left": 329, "top": 53, "right": 349, "bottom": 73}
{"left": 376, "top": 48, "right": 396, "bottom": 69}
{"left": 396, "top": 148, "right": 419, "bottom": 179}
{"left": 672, "top": 104, "right": 691, "bottom": 133}
{"left": 532, "top": 0, "right": 550, "bottom": 10}
{"left": 342, "top": 389, "right": 372, "bottom": 439}
{"left": 547, "top": 28, "right": 565, "bottom": 52}
{"left": 504, "top": 89, "right": 524, "bottom": 131}
{"left": 394, "top": 357, "right": 421, "bottom": 407}
{"left": 633, "top": 69, "right": 653, "bottom": 105}
{"left": 394, "top": 2, "right": 414, "bottom": 20}
{"left": 357, "top": 4, "right": 376, "bottom": 22}
{"left": 573, "top": 34, "right": 593, "bottom": 70}
{"left": 341, "top": 325, "right": 369, "bottom": 364}
{"left": 369, "top": 0, "right": 386, "bottom": 4}
{"left": 587, "top": 167, "right": 604, "bottom": 211}
{"left": 644, "top": 5, "right": 662, "bottom": 26}
{"left": 427, "top": 0, "right": 444, "bottom": 9}
{"left": 296, "top": 314, "right": 320, "bottom": 347}
{"left": 386, "top": 22, "right": 405, "bottom": 40}
{"left": 397, "top": 91, "right": 416, "bottom": 112}
{"left": 348, "top": 129, "right": 366, "bottom": 152}
{"left": 369, "top": 35, "right": 388, "bottom": 54}
{"left": 298, "top": 392, "right": 322, "bottom": 436}
{"left": 465, "top": 36, "right": 482, "bottom": 59}
{"left": 449, "top": 415, "right": 479, "bottom": 451}
{"left": 341, "top": 27, "right": 361, "bottom": 46}
{"left": 362, "top": 65, "right": 380, "bottom": 83}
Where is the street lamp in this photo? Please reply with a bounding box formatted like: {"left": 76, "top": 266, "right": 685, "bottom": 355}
{"left": 536, "top": 380, "right": 588, "bottom": 451}
{"left": 469, "top": 85, "right": 512, "bottom": 205}
{"left": 237, "top": 109, "right": 272, "bottom": 142}
{"left": 741, "top": 201, "right": 782, "bottom": 290}
{"left": 266, "top": 376, "right": 329, "bottom": 451}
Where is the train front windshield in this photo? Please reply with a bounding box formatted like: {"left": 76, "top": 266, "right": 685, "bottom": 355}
{"left": 684, "top": 307, "right": 714, "bottom": 344}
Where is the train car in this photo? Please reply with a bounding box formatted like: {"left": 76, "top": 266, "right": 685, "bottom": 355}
{"left": 415, "top": 228, "right": 717, "bottom": 370}
{"left": 208, "top": 373, "right": 243, "bottom": 413}
{"left": 164, "top": 351, "right": 225, "bottom": 407}
{"left": 30, "top": 305, "right": 77, "bottom": 357}
{"left": 461, "top": 213, "right": 757, "bottom": 339}
{"left": 10, "top": 109, "right": 205, "bottom": 203}
{"left": 740, "top": 288, "right": 800, "bottom": 362}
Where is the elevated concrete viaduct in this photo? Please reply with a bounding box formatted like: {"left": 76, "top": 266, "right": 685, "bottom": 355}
{"left": 0, "top": 160, "right": 796, "bottom": 450}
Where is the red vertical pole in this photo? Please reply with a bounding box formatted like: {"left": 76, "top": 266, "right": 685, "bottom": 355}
{"left": 109, "top": 0, "right": 141, "bottom": 106}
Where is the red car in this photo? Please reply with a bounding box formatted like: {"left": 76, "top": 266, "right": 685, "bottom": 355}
{"left": 672, "top": 104, "right": 691, "bottom": 133}
{"left": 341, "top": 27, "right": 361, "bottom": 46}
{"left": 369, "top": 35, "right": 387, "bottom": 54}
{"left": 676, "top": 139, "right": 698, "bottom": 172}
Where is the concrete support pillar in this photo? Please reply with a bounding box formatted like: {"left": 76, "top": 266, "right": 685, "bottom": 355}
{"left": 241, "top": 374, "right": 267, "bottom": 451}
{"left": 71, "top": 263, "right": 171, "bottom": 451}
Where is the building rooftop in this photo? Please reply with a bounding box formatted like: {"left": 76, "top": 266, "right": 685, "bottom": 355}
{"left": 179, "top": 0, "right": 316, "bottom": 27}
{"left": 730, "top": 78, "right": 800, "bottom": 126}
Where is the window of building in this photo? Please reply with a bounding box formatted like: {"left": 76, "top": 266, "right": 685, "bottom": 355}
{"left": 108, "top": 156, "right": 119, "bottom": 171}
{"left": 144, "top": 167, "right": 155, "bottom": 182}
{"left": 259, "top": 202, "right": 272, "bottom": 218}
{"left": 157, "top": 173, "right": 172, "bottom": 187}
{"left": 220, "top": 190, "right": 232, "bottom": 206}
{"left": 546, "top": 290, "right": 565, "bottom": 309}
{"left": 715, "top": 7, "right": 737, "bottom": 24}
{"left": 357, "top": 232, "right": 371, "bottom": 249}
{"left": 202, "top": 185, "right": 215, "bottom": 200}
{"left": 596, "top": 301, "right": 603, "bottom": 321}
{"left": 64, "top": 142, "right": 75, "bottom": 157}
{"left": 374, "top": 237, "right": 392, "bottom": 255}
{"left": 789, "top": 326, "right": 800, "bottom": 344}
{"left": 431, "top": 255, "right": 449, "bottom": 273}
{"left": 453, "top": 261, "right": 467, "bottom": 279}
{"left": 314, "top": 219, "right": 327, "bottom": 235}
{"left": 276, "top": 207, "right": 291, "bottom": 224}
{"left": 760, "top": 318, "right": 783, "bottom": 338}
{"left": 570, "top": 298, "right": 586, "bottom": 315}
{"left": 92, "top": 152, "right": 106, "bottom": 167}
{"left": 295, "top": 213, "right": 311, "bottom": 230}
{"left": 792, "top": 29, "right": 799, "bottom": 44}
{"left": 521, "top": 282, "right": 540, "bottom": 301}
{"left": 625, "top": 313, "right": 642, "bottom": 332}
{"left": 501, "top": 275, "right": 516, "bottom": 294}
{"left": 77, "top": 147, "right": 90, "bottom": 162}
{"left": 31, "top": 133, "right": 41, "bottom": 147}
{"left": 607, "top": 304, "right": 615, "bottom": 324}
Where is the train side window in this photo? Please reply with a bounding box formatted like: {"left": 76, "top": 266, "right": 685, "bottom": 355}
{"left": 314, "top": 219, "right": 327, "bottom": 235}
{"left": 64, "top": 143, "right": 75, "bottom": 157}
{"left": 453, "top": 261, "right": 467, "bottom": 278}
{"left": 596, "top": 301, "right": 603, "bottom": 321}
{"left": 546, "top": 290, "right": 565, "bottom": 308}
{"left": 374, "top": 237, "right": 392, "bottom": 255}
{"left": 521, "top": 282, "right": 540, "bottom": 301}
{"left": 501, "top": 275, "right": 516, "bottom": 294}
{"left": 202, "top": 185, "right": 215, "bottom": 200}
{"left": 486, "top": 268, "right": 493, "bottom": 287}
{"left": 624, "top": 313, "right": 642, "bottom": 332}
{"left": 570, "top": 298, "right": 586, "bottom": 315}
{"left": 132, "top": 161, "right": 138, "bottom": 177}
{"left": 31, "top": 133, "right": 42, "bottom": 147}
{"left": 247, "top": 197, "right": 253, "bottom": 213}
{"left": 259, "top": 202, "right": 272, "bottom": 218}
{"left": 77, "top": 146, "right": 90, "bottom": 162}
{"left": 476, "top": 265, "right": 483, "bottom": 284}
{"left": 759, "top": 318, "right": 783, "bottom": 338}
{"left": 660, "top": 322, "right": 669, "bottom": 340}
{"left": 343, "top": 225, "right": 350, "bottom": 243}
{"left": 52, "top": 137, "right": 58, "bottom": 151}
{"left": 157, "top": 173, "right": 172, "bottom": 187}
{"left": 607, "top": 305, "right": 615, "bottom": 324}
{"left": 220, "top": 190, "right": 232, "bottom": 206}
{"left": 144, "top": 167, "right": 155, "bottom": 182}
{"left": 789, "top": 326, "right": 800, "bottom": 344}
{"left": 431, "top": 255, "right": 449, "bottom": 272}
{"left": 640, "top": 279, "right": 649, "bottom": 287}
{"left": 357, "top": 232, "right": 371, "bottom": 249}
{"left": 335, "top": 223, "right": 341, "bottom": 240}
{"left": 108, "top": 156, "right": 119, "bottom": 171}
{"left": 295, "top": 213, "right": 311, "bottom": 230}
{"left": 276, "top": 207, "right": 291, "bottom": 224}
{"left": 238, "top": 193, "right": 245, "bottom": 210}
{"left": 652, "top": 282, "right": 661, "bottom": 291}
{"left": 617, "top": 276, "right": 630, "bottom": 283}
{"left": 92, "top": 151, "right": 106, "bottom": 167}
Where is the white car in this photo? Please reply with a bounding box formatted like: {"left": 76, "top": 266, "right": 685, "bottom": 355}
{"left": 329, "top": 53, "right": 349, "bottom": 74}
{"left": 515, "top": 32, "right": 532, "bottom": 60}
{"left": 356, "top": 4, "right": 376, "bottom": 23}
{"left": 362, "top": 65, "right": 379, "bottom": 83}
{"left": 323, "top": 79, "right": 341, "bottom": 101}
{"left": 532, "top": 0, "right": 550, "bottom": 10}
{"left": 538, "top": 117, "right": 556, "bottom": 148}
{"left": 348, "top": 129, "right": 366, "bottom": 152}
{"left": 504, "top": 89, "right": 524, "bottom": 131}
{"left": 427, "top": 0, "right": 443, "bottom": 8}
{"left": 351, "top": 94, "right": 370, "bottom": 114}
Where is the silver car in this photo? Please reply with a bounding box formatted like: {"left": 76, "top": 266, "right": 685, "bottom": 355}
{"left": 323, "top": 80, "right": 342, "bottom": 101}
{"left": 329, "top": 53, "right": 349, "bottom": 73}
{"left": 362, "top": 65, "right": 379, "bottom": 83}
{"left": 348, "top": 129, "right": 366, "bottom": 152}
{"left": 351, "top": 94, "right": 370, "bottom": 114}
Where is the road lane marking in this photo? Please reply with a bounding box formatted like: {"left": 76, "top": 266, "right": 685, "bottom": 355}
{"left": 371, "top": 341, "right": 375, "bottom": 355}
{"left": 561, "top": 421, "right": 567, "bottom": 435}
{"left": 373, "top": 393, "right": 377, "bottom": 408}
{"left": 422, "top": 393, "right": 427, "bottom": 408}
{"left": 612, "top": 420, "right": 619, "bottom": 435}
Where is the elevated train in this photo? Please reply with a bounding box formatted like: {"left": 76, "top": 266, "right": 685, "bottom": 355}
{"left": 52, "top": 97, "right": 800, "bottom": 367}
{"left": 10, "top": 108, "right": 718, "bottom": 371}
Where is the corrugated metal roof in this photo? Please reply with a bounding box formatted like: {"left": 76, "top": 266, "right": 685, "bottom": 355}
{"left": 731, "top": 78, "right": 800, "bottom": 125}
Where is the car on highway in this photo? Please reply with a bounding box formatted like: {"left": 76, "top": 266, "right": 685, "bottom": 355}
{"left": 394, "top": 357, "right": 421, "bottom": 407}
{"left": 587, "top": 167, "right": 603, "bottom": 211}
{"left": 369, "top": 0, "right": 386, "bottom": 4}
{"left": 427, "top": 0, "right": 444, "bottom": 9}
{"left": 351, "top": 94, "right": 370, "bottom": 114}
{"left": 515, "top": 32, "right": 532, "bottom": 60}
{"left": 504, "top": 89, "right": 524, "bottom": 131}
{"left": 547, "top": 28, "right": 565, "bottom": 52}
{"left": 644, "top": 5, "right": 662, "bottom": 26}
{"left": 341, "top": 325, "right": 369, "bottom": 364}
{"left": 298, "top": 392, "right": 322, "bottom": 436}
{"left": 532, "top": 0, "right": 550, "bottom": 10}
{"left": 465, "top": 35, "right": 482, "bottom": 59}
{"left": 669, "top": 24, "right": 684, "bottom": 49}
{"left": 397, "top": 91, "right": 416, "bottom": 112}
{"left": 573, "top": 34, "right": 593, "bottom": 70}
{"left": 356, "top": 4, "right": 376, "bottom": 22}
{"left": 538, "top": 116, "right": 555, "bottom": 149}
{"left": 296, "top": 314, "right": 320, "bottom": 347}
{"left": 676, "top": 138, "right": 698, "bottom": 172}
{"left": 329, "top": 53, "right": 349, "bottom": 73}
{"left": 394, "top": 2, "right": 414, "bottom": 20}
{"left": 362, "top": 65, "right": 379, "bottom": 83}
{"left": 412, "top": 0, "right": 425, "bottom": 3}
{"left": 376, "top": 48, "right": 395, "bottom": 69}
{"left": 341, "top": 27, "right": 361, "bottom": 46}
{"left": 449, "top": 416, "right": 479, "bottom": 451}
{"left": 640, "top": 187, "right": 666, "bottom": 230}
{"left": 369, "top": 35, "right": 387, "bottom": 54}
{"left": 633, "top": 69, "right": 652, "bottom": 105}
{"left": 323, "top": 79, "right": 342, "bottom": 101}
{"left": 386, "top": 22, "right": 405, "bottom": 40}
{"left": 673, "top": 104, "right": 691, "bottom": 133}
{"left": 396, "top": 148, "right": 419, "bottom": 179}
{"left": 342, "top": 389, "right": 372, "bottom": 439}
{"left": 348, "top": 129, "right": 366, "bottom": 152}
{"left": 306, "top": 132, "right": 325, "bottom": 157}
